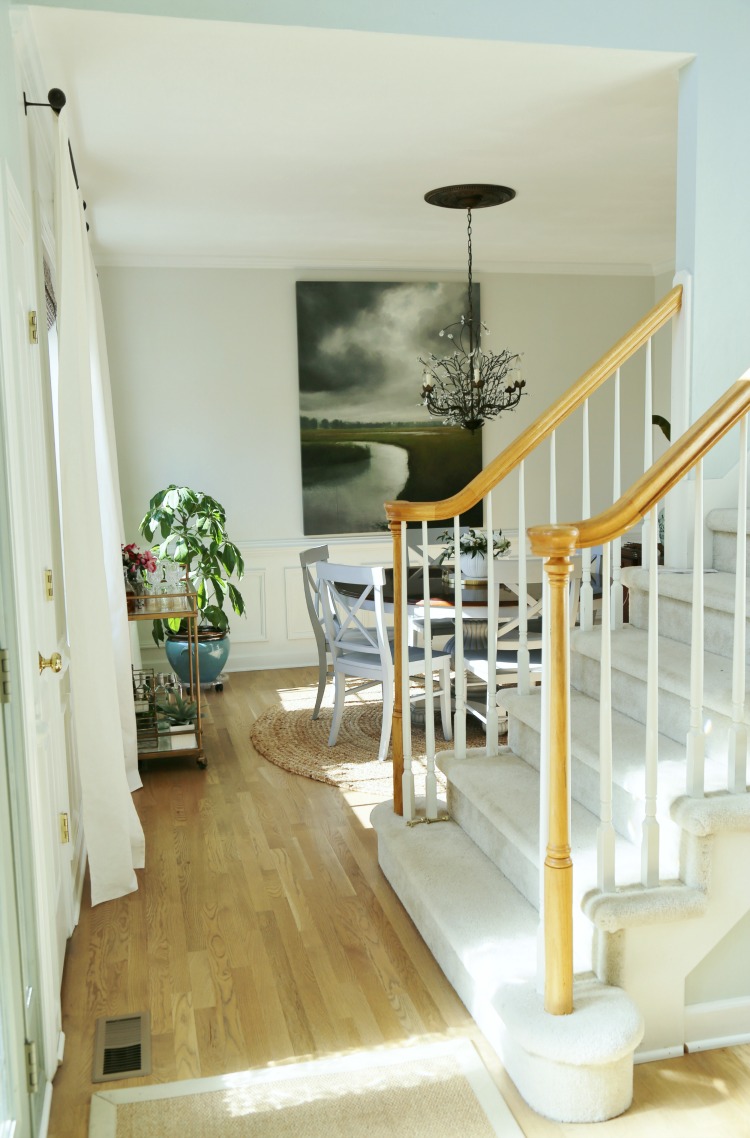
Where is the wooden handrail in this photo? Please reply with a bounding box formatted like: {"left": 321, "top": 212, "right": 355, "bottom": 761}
{"left": 385, "top": 285, "right": 682, "bottom": 524}
{"left": 528, "top": 372, "right": 750, "bottom": 1017}
{"left": 530, "top": 377, "right": 750, "bottom": 557}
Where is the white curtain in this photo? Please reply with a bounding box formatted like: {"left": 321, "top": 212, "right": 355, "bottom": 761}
{"left": 54, "top": 111, "right": 145, "bottom": 905}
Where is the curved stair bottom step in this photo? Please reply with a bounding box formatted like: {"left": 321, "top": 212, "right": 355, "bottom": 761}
{"left": 497, "top": 977, "right": 644, "bottom": 1123}
{"left": 371, "top": 800, "right": 644, "bottom": 1124}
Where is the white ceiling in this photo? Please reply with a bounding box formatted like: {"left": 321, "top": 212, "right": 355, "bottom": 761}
{"left": 28, "top": 8, "right": 690, "bottom": 273}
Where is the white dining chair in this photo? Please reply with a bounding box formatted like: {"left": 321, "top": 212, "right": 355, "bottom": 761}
{"left": 299, "top": 545, "right": 330, "bottom": 720}
{"left": 461, "top": 555, "right": 581, "bottom": 726}
{"left": 404, "top": 526, "right": 456, "bottom": 647}
{"left": 316, "top": 560, "right": 453, "bottom": 762}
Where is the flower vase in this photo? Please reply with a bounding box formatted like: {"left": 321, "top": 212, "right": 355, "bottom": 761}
{"left": 125, "top": 579, "right": 139, "bottom": 612}
{"left": 459, "top": 552, "right": 488, "bottom": 579}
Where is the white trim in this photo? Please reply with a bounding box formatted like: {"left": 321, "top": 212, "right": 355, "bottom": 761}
{"left": 92, "top": 250, "right": 665, "bottom": 276}
{"left": 686, "top": 1032, "right": 750, "bottom": 1053}
{"left": 634, "top": 1046, "right": 684, "bottom": 1063}
{"left": 38, "top": 1080, "right": 53, "bottom": 1138}
{"left": 685, "top": 995, "right": 750, "bottom": 1051}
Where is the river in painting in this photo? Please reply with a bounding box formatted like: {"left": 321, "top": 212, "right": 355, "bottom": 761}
{"left": 303, "top": 441, "right": 408, "bottom": 534}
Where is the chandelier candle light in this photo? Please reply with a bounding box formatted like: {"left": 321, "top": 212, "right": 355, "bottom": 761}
{"left": 419, "top": 184, "right": 525, "bottom": 432}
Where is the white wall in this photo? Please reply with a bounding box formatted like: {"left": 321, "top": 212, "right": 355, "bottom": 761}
{"left": 100, "top": 264, "right": 660, "bottom": 669}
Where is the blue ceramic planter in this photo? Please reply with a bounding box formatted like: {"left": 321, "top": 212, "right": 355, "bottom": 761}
{"left": 165, "top": 634, "right": 230, "bottom": 685}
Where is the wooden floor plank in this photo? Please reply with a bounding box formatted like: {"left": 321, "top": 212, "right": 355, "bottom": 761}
{"left": 47, "top": 666, "right": 750, "bottom": 1138}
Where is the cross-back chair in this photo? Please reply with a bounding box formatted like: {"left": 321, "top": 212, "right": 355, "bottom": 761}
{"left": 316, "top": 560, "right": 453, "bottom": 762}
{"left": 299, "top": 545, "right": 330, "bottom": 720}
{"left": 460, "top": 555, "right": 582, "bottom": 726}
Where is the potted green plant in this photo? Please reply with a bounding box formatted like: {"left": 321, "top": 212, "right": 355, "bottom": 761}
{"left": 436, "top": 527, "right": 511, "bottom": 579}
{"left": 139, "top": 485, "right": 245, "bottom": 685}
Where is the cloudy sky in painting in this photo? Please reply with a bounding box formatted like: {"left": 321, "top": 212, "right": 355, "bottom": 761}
{"left": 296, "top": 281, "right": 477, "bottom": 423}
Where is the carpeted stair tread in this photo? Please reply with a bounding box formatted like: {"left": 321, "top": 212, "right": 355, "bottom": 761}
{"left": 438, "top": 750, "right": 642, "bottom": 909}
{"left": 622, "top": 567, "right": 748, "bottom": 613}
{"left": 706, "top": 507, "right": 750, "bottom": 535}
{"left": 504, "top": 688, "right": 699, "bottom": 870}
{"left": 572, "top": 625, "right": 746, "bottom": 722}
{"left": 505, "top": 687, "right": 689, "bottom": 794}
{"left": 371, "top": 799, "right": 540, "bottom": 994}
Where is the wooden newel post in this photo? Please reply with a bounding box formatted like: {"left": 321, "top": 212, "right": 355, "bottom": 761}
{"left": 529, "top": 523, "right": 578, "bottom": 1016}
{"left": 390, "top": 520, "right": 404, "bottom": 816}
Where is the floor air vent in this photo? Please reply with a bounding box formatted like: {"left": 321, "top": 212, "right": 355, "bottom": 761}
{"left": 92, "top": 1012, "right": 152, "bottom": 1083}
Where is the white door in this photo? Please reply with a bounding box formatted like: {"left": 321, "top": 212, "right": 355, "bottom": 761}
{"left": 0, "top": 551, "right": 37, "bottom": 1137}
{"left": 0, "top": 166, "right": 74, "bottom": 1101}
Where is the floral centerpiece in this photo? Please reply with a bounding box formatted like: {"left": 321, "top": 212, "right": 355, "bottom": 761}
{"left": 122, "top": 542, "right": 157, "bottom": 596}
{"left": 436, "top": 527, "right": 511, "bottom": 579}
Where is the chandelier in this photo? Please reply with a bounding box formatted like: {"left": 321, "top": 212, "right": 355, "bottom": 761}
{"left": 419, "top": 184, "right": 525, "bottom": 432}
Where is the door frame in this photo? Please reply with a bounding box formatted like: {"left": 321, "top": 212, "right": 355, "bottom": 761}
{"left": 0, "top": 161, "right": 67, "bottom": 1132}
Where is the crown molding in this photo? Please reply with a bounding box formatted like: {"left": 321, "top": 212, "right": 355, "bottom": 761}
{"left": 93, "top": 250, "right": 667, "bottom": 277}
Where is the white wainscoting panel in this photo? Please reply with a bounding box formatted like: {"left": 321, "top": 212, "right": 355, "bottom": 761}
{"left": 140, "top": 534, "right": 395, "bottom": 674}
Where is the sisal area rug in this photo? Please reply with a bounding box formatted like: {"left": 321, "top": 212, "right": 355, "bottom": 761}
{"left": 88, "top": 1038, "right": 524, "bottom": 1138}
{"left": 249, "top": 682, "right": 488, "bottom": 798}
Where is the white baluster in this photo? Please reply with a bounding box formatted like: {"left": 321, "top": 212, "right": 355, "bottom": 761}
{"left": 580, "top": 400, "right": 593, "bottom": 630}
{"left": 641, "top": 502, "right": 660, "bottom": 886}
{"left": 517, "top": 461, "right": 530, "bottom": 695}
{"left": 421, "top": 520, "right": 438, "bottom": 818}
{"left": 485, "top": 493, "right": 499, "bottom": 755}
{"left": 642, "top": 341, "right": 654, "bottom": 571}
{"left": 401, "top": 521, "right": 415, "bottom": 820}
{"left": 611, "top": 369, "right": 624, "bottom": 628}
{"left": 598, "top": 542, "right": 615, "bottom": 890}
{"left": 453, "top": 513, "right": 467, "bottom": 759}
{"left": 686, "top": 462, "right": 705, "bottom": 798}
{"left": 728, "top": 417, "right": 748, "bottom": 793}
{"left": 549, "top": 431, "right": 557, "bottom": 524}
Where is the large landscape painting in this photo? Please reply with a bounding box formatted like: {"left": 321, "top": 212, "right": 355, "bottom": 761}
{"left": 296, "top": 282, "right": 483, "bottom": 535}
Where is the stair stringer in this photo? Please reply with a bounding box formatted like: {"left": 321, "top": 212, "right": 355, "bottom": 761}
{"left": 584, "top": 798, "right": 750, "bottom": 1057}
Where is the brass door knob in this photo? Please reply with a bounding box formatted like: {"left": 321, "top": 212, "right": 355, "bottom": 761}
{"left": 38, "top": 651, "right": 62, "bottom": 675}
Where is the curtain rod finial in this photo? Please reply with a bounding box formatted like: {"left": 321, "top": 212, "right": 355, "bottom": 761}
{"left": 48, "top": 88, "right": 66, "bottom": 115}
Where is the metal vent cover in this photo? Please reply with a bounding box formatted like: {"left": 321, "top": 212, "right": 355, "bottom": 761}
{"left": 92, "top": 1012, "right": 152, "bottom": 1083}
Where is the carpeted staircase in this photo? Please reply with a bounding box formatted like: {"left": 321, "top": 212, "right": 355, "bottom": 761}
{"left": 371, "top": 508, "right": 750, "bottom": 1123}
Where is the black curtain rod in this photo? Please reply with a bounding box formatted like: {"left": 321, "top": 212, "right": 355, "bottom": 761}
{"left": 23, "top": 87, "right": 84, "bottom": 205}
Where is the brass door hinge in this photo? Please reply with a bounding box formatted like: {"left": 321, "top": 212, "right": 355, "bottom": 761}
{"left": 0, "top": 649, "right": 9, "bottom": 704}
{"left": 59, "top": 812, "right": 70, "bottom": 844}
{"left": 28, "top": 310, "right": 38, "bottom": 344}
{"left": 25, "top": 1040, "right": 39, "bottom": 1093}
{"left": 44, "top": 569, "right": 53, "bottom": 600}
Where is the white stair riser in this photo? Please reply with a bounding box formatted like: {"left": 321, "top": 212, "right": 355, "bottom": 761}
{"left": 509, "top": 714, "right": 643, "bottom": 840}
{"left": 569, "top": 650, "right": 738, "bottom": 755}
{"left": 711, "top": 530, "right": 750, "bottom": 574}
{"left": 447, "top": 780, "right": 540, "bottom": 908}
{"left": 627, "top": 589, "right": 750, "bottom": 663}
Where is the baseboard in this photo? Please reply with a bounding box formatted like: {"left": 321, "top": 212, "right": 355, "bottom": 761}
{"left": 686, "top": 1031, "right": 750, "bottom": 1053}
{"left": 39, "top": 1078, "right": 53, "bottom": 1138}
{"left": 139, "top": 645, "right": 318, "bottom": 674}
{"left": 71, "top": 838, "right": 87, "bottom": 928}
{"left": 684, "top": 995, "right": 750, "bottom": 1052}
{"left": 634, "top": 1045, "right": 684, "bottom": 1064}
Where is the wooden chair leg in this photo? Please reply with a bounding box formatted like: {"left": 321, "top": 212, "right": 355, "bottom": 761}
{"left": 439, "top": 663, "right": 453, "bottom": 741}
{"left": 328, "top": 672, "right": 345, "bottom": 747}
{"left": 311, "top": 651, "right": 327, "bottom": 720}
{"left": 378, "top": 679, "right": 394, "bottom": 762}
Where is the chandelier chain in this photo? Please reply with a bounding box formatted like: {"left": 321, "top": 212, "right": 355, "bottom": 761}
{"left": 418, "top": 183, "right": 525, "bottom": 431}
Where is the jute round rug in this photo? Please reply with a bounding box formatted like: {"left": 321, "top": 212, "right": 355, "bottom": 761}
{"left": 250, "top": 683, "right": 488, "bottom": 797}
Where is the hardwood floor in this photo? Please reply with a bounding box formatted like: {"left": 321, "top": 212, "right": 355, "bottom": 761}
{"left": 48, "top": 667, "right": 750, "bottom": 1137}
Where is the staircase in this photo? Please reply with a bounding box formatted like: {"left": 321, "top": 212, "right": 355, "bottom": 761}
{"left": 371, "top": 507, "right": 750, "bottom": 1123}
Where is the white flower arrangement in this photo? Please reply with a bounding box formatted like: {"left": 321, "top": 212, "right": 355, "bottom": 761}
{"left": 436, "top": 527, "right": 511, "bottom": 563}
